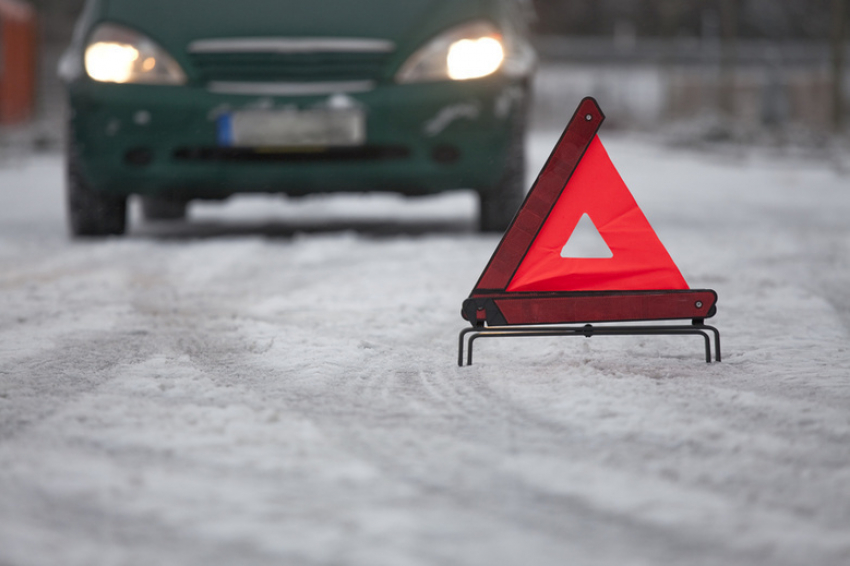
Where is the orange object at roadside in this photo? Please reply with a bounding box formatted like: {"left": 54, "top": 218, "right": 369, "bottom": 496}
{"left": 0, "top": 0, "right": 37, "bottom": 125}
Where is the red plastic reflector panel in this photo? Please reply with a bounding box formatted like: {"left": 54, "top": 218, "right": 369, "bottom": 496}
{"left": 493, "top": 291, "right": 716, "bottom": 325}
{"left": 506, "top": 136, "right": 689, "bottom": 292}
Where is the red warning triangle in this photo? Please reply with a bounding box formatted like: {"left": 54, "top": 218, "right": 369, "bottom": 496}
{"left": 463, "top": 97, "right": 719, "bottom": 350}
{"left": 472, "top": 97, "right": 688, "bottom": 297}
{"left": 507, "top": 136, "right": 688, "bottom": 292}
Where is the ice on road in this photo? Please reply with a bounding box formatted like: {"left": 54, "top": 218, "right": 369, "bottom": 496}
{"left": 1, "top": 131, "right": 849, "bottom": 566}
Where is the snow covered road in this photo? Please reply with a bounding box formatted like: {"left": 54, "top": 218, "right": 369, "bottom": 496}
{"left": 1, "top": 130, "right": 849, "bottom": 565}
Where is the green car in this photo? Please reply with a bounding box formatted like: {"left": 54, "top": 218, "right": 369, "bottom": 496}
{"left": 60, "top": 0, "right": 536, "bottom": 236}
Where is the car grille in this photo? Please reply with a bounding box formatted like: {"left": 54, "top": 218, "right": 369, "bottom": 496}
{"left": 173, "top": 146, "right": 410, "bottom": 163}
{"left": 188, "top": 52, "right": 392, "bottom": 83}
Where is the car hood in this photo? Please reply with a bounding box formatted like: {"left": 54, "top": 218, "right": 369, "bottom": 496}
{"left": 103, "top": 0, "right": 485, "bottom": 50}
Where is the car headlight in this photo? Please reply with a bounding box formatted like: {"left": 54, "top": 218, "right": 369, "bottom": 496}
{"left": 84, "top": 23, "right": 187, "bottom": 85}
{"left": 396, "top": 21, "right": 505, "bottom": 83}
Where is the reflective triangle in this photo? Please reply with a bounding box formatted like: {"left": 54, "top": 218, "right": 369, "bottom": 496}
{"left": 506, "top": 136, "right": 688, "bottom": 292}
{"left": 560, "top": 213, "right": 613, "bottom": 258}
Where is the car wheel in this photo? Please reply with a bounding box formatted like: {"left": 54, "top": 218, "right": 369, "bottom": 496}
{"left": 141, "top": 196, "right": 188, "bottom": 221}
{"left": 66, "top": 144, "right": 127, "bottom": 237}
{"left": 477, "top": 128, "right": 526, "bottom": 233}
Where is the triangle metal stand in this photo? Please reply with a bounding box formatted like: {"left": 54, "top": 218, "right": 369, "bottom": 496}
{"left": 458, "top": 320, "right": 721, "bottom": 366}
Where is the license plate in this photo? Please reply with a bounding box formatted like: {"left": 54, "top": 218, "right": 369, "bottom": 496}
{"left": 217, "top": 109, "right": 366, "bottom": 148}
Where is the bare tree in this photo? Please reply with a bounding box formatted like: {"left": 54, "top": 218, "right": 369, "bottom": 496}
{"left": 653, "top": 0, "right": 685, "bottom": 37}
{"left": 832, "top": 0, "right": 848, "bottom": 131}
{"left": 718, "top": 0, "right": 740, "bottom": 115}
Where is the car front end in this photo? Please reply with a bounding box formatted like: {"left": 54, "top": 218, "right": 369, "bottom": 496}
{"left": 61, "top": 0, "right": 536, "bottom": 235}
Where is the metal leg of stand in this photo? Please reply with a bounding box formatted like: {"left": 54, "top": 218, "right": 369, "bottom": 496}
{"left": 458, "top": 324, "right": 721, "bottom": 366}
{"left": 458, "top": 327, "right": 480, "bottom": 367}
{"left": 701, "top": 325, "right": 721, "bottom": 362}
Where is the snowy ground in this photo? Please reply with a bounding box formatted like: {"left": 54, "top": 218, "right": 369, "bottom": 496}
{"left": 0, "top": 126, "right": 849, "bottom": 566}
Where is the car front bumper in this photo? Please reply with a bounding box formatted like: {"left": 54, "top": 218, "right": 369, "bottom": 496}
{"left": 68, "top": 76, "right": 529, "bottom": 199}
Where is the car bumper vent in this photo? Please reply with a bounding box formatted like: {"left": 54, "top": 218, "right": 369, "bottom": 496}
{"left": 173, "top": 146, "right": 410, "bottom": 163}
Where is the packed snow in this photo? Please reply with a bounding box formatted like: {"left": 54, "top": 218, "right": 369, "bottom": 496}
{"left": 1, "top": 121, "right": 849, "bottom": 565}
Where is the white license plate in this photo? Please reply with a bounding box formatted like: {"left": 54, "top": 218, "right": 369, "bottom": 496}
{"left": 218, "top": 109, "right": 366, "bottom": 147}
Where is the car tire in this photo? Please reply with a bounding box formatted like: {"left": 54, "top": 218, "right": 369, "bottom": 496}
{"left": 141, "top": 196, "right": 188, "bottom": 221}
{"left": 477, "top": 128, "right": 526, "bottom": 233}
{"left": 66, "top": 144, "right": 127, "bottom": 237}
{"left": 477, "top": 89, "right": 529, "bottom": 234}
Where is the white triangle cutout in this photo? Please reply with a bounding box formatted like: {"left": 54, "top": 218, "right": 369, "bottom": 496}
{"left": 560, "top": 213, "right": 613, "bottom": 258}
